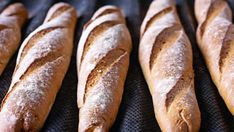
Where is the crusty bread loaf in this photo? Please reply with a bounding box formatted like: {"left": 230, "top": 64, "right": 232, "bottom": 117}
{"left": 139, "top": 0, "right": 201, "bottom": 131}
{"left": 0, "top": 3, "right": 27, "bottom": 75}
{"left": 0, "top": 2, "right": 77, "bottom": 131}
{"left": 77, "top": 5, "right": 132, "bottom": 132}
{"left": 195, "top": 0, "right": 234, "bottom": 115}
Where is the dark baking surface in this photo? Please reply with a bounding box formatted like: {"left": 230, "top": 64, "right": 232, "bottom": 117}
{"left": 0, "top": 0, "right": 233, "bottom": 131}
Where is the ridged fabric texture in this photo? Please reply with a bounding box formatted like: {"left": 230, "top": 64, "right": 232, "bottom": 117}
{"left": 0, "top": 0, "right": 233, "bottom": 131}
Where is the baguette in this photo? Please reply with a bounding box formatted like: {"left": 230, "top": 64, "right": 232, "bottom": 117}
{"left": 0, "top": 3, "right": 27, "bottom": 75}
{"left": 0, "top": 2, "right": 77, "bottom": 131}
{"left": 77, "top": 6, "right": 132, "bottom": 132}
{"left": 139, "top": 0, "right": 201, "bottom": 131}
{"left": 195, "top": 0, "right": 234, "bottom": 115}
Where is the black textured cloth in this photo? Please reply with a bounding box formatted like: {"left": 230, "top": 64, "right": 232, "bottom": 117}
{"left": 0, "top": 0, "right": 233, "bottom": 131}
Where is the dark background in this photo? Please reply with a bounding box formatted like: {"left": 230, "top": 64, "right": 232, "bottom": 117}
{"left": 0, "top": 0, "right": 233, "bottom": 131}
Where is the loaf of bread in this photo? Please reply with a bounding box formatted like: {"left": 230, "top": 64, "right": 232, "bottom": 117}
{"left": 139, "top": 0, "right": 201, "bottom": 131}
{"left": 195, "top": 0, "right": 234, "bottom": 115}
{"left": 0, "top": 3, "right": 27, "bottom": 75}
{"left": 0, "top": 3, "right": 77, "bottom": 131}
{"left": 77, "top": 6, "right": 132, "bottom": 132}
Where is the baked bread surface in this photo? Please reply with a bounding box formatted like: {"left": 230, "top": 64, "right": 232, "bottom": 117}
{"left": 195, "top": 0, "right": 234, "bottom": 115}
{"left": 77, "top": 5, "right": 132, "bottom": 132}
{"left": 0, "top": 2, "right": 77, "bottom": 131}
{"left": 139, "top": 0, "right": 201, "bottom": 131}
{"left": 0, "top": 3, "right": 28, "bottom": 75}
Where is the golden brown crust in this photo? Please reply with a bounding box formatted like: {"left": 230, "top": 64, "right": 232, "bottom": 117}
{"left": 0, "top": 3, "right": 28, "bottom": 75}
{"left": 139, "top": 0, "right": 201, "bottom": 131}
{"left": 0, "top": 2, "right": 77, "bottom": 131}
{"left": 195, "top": 0, "right": 234, "bottom": 115}
{"left": 77, "top": 5, "right": 132, "bottom": 132}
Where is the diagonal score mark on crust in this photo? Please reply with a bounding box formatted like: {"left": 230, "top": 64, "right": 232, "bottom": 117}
{"left": 219, "top": 24, "right": 234, "bottom": 73}
{"left": 199, "top": 0, "right": 226, "bottom": 38}
{"left": 0, "top": 52, "right": 63, "bottom": 111}
{"left": 79, "top": 21, "right": 121, "bottom": 69}
{"left": 84, "top": 8, "right": 120, "bottom": 29}
{"left": 84, "top": 7, "right": 122, "bottom": 29}
{"left": 0, "top": 24, "right": 8, "bottom": 31}
{"left": 84, "top": 8, "right": 122, "bottom": 29}
{"left": 83, "top": 48, "right": 127, "bottom": 104}
{"left": 4, "top": 12, "right": 23, "bottom": 17}
{"left": 165, "top": 73, "right": 193, "bottom": 111}
{"left": 92, "top": 8, "right": 121, "bottom": 20}
{"left": 16, "top": 52, "right": 62, "bottom": 84}
{"left": 45, "top": 5, "right": 71, "bottom": 22}
{"left": 142, "top": 6, "right": 173, "bottom": 37}
{"left": 85, "top": 123, "right": 102, "bottom": 132}
{"left": 16, "top": 26, "right": 65, "bottom": 72}
{"left": 149, "top": 24, "right": 181, "bottom": 70}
